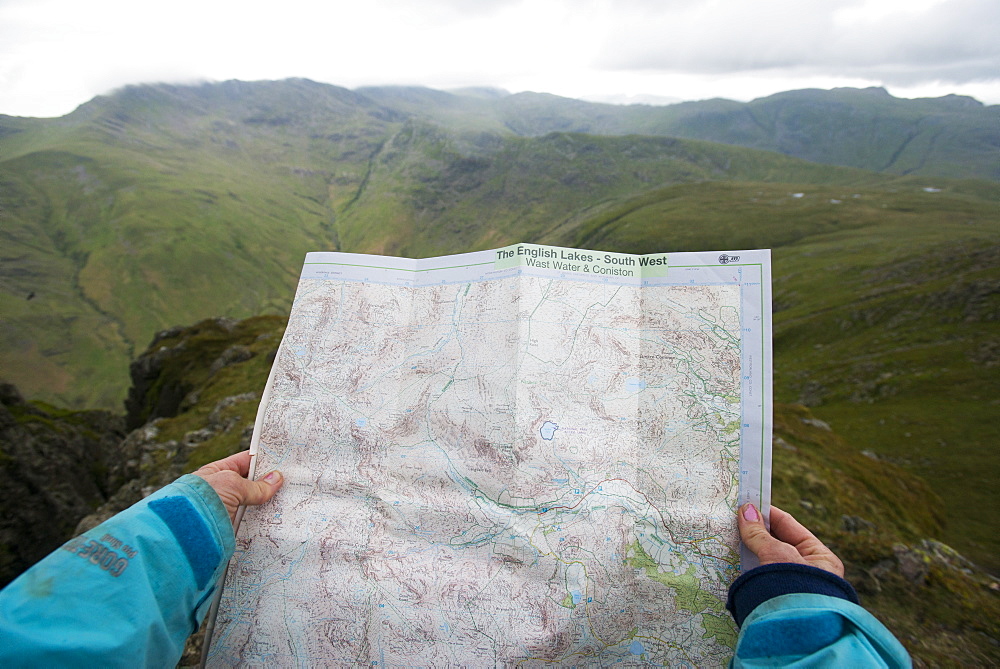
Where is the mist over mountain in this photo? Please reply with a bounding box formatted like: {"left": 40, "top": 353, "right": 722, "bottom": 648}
{"left": 1, "top": 78, "right": 997, "bottom": 584}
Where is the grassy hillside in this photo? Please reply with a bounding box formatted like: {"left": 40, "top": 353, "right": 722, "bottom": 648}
{"left": 333, "top": 125, "right": 898, "bottom": 258}
{"left": 0, "top": 80, "right": 386, "bottom": 406}
{"left": 768, "top": 404, "right": 999, "bottom": 666}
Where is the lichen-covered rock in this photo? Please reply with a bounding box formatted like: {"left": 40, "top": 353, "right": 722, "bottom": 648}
{"left": 893, "top": 542, "right": 931, "bottom": 585}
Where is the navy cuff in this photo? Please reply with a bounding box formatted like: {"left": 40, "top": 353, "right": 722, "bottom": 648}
{"left": 726, "top": 563, "right": 859, "bottom": 627}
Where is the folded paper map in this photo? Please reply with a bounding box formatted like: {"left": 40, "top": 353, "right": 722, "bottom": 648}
{"left": 206, "top": 244, "right": 772, "bottom": 666}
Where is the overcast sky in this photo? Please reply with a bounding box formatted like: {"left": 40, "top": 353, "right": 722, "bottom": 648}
{"left": 1, "top": 0, "right": 997, "bottom": 117}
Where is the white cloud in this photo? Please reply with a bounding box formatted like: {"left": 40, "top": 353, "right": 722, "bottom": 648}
{"left": 0, "top": 0, "right": 997, "bottom": 117}
{"left": 594, "top": 0, "right": 1000, "bottom": 84}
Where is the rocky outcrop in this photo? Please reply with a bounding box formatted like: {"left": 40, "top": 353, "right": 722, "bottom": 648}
{"left": 75, "top": 396, "right": 259, "bottom": 535}
{"left": 80, "top": 316, "right": 282, "bottom": 533}
{"left": 0, "top": 382, "right": 125, "bottom": 586}
{"left": 125, "top": 318, "right": 244, "bottom": 430}
{"left": 0, "top": 315, "right": 284, "bottom": 589}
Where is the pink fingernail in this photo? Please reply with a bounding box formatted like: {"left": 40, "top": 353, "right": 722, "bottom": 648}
{"left": 743, "top": 504, "right": 759, "bottom": 522}
{"left": 263, "top": 471, "right": 280, "bottom": 483}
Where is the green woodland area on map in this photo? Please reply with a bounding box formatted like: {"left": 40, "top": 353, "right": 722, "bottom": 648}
{"left": 628, "top": 541, "right": 738, "bottom": 649}
{"left": 1, "top": 79, "right": 998, "bottom": 665}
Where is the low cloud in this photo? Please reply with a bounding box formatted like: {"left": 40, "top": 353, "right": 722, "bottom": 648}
{"left": 595, "top": 0, "right": 1000, "bottom": 86}
{"left": 1, "top": 0, "right": 998, "bottom": 117}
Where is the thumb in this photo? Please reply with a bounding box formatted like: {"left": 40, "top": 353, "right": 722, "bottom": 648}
{"left": 738, "top": 503, "right": 801, "bottom": 566}
{"left": 240, "top": 470, "right": 283, "bottom": 507}
{"left": 738, "top": 503, "right": 773, "bottom": 556}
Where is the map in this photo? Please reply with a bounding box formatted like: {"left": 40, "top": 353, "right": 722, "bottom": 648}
{"left": 206, "top": 244, "right": 772, "bottom": 667}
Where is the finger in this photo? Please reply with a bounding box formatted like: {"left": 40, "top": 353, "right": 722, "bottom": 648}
{"left": 237, "top": 470, "right": 284, "bottom": 507}
{"left": 768, "top": 506, "right": 820, "bottom": 547}
{"left": 205, "top": 450, "right": 253, "bottom": 477}
{"left": 768, "top": 506, "right": 845, "bottom": 575}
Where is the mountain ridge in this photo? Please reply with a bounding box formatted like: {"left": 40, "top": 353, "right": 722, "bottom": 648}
{"left": 356, "top": 82, "right": 1000, "bottom": 181}
{"left": 6, "top": 78, "right": 996, "bottom": 179}
{"left": 4, "top": 79, "right": 927, "bottom": 409}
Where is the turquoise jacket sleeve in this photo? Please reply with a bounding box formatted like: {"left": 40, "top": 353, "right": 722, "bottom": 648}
{"left": 0, "top": 474, "right": 234, "bottom": 668}
{"left": 728, "top": 563, "right": 911, "bottom": 667}
{"left": 732, "top": 592, "right": 912, "bottom": 668}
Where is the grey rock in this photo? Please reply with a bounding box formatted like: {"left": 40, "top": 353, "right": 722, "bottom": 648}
{"left": 209, "top": 345, "right": 254, "bottom": 375}
{"left": 894, "top": 543, "right": 930, "bottom": 585}
{"left": 208, "top": 393, "right": 259, "bottom": 431}
{"left": 774, "top": 436, "right": 798, "bottom": 452}
{"left": 842, "top": 514, "right": 877, "bottom": 533}
{"left": 800, "top": 417, "right": 832, "bottom": 431}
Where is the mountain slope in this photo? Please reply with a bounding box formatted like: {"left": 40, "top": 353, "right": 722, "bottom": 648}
{"left": 359, "top": 85, "right": 1000, "bottom": 181}
{"left": 333, "top": 123, "right": 897, "bottom": 257}
{"left": 1, "top": 80, "right": 390, "bottom": 406}
{"left": 630, "top": 87, "right": 1000, "bottom": 181}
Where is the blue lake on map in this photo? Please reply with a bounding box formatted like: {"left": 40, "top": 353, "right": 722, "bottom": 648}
{"left": 539, "top": 421, "right": 559, "bottom": 440}
{"left": 624, "top": 377, "right": 647, "bottom": 392}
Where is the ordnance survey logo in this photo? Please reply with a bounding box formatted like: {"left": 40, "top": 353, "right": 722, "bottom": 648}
{"left": 718, "top": 253, "right": 740, "bottom": 264}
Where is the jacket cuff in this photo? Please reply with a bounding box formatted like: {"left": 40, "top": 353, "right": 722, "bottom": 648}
{"left": 144, "top": 474, "right": 236, "bottom": 590}
{"left": 170, "top": 474, "right": 237, "bottom": 562}
{"left": 726, "top": 563, "right": 859, "bottom": 627}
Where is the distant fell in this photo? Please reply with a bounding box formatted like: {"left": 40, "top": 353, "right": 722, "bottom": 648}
{"left": 360, "top": 83, "right": 1000, "bottom": 181}
{"left": 7, "top": 80, "right": 997, "bottom": 181}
